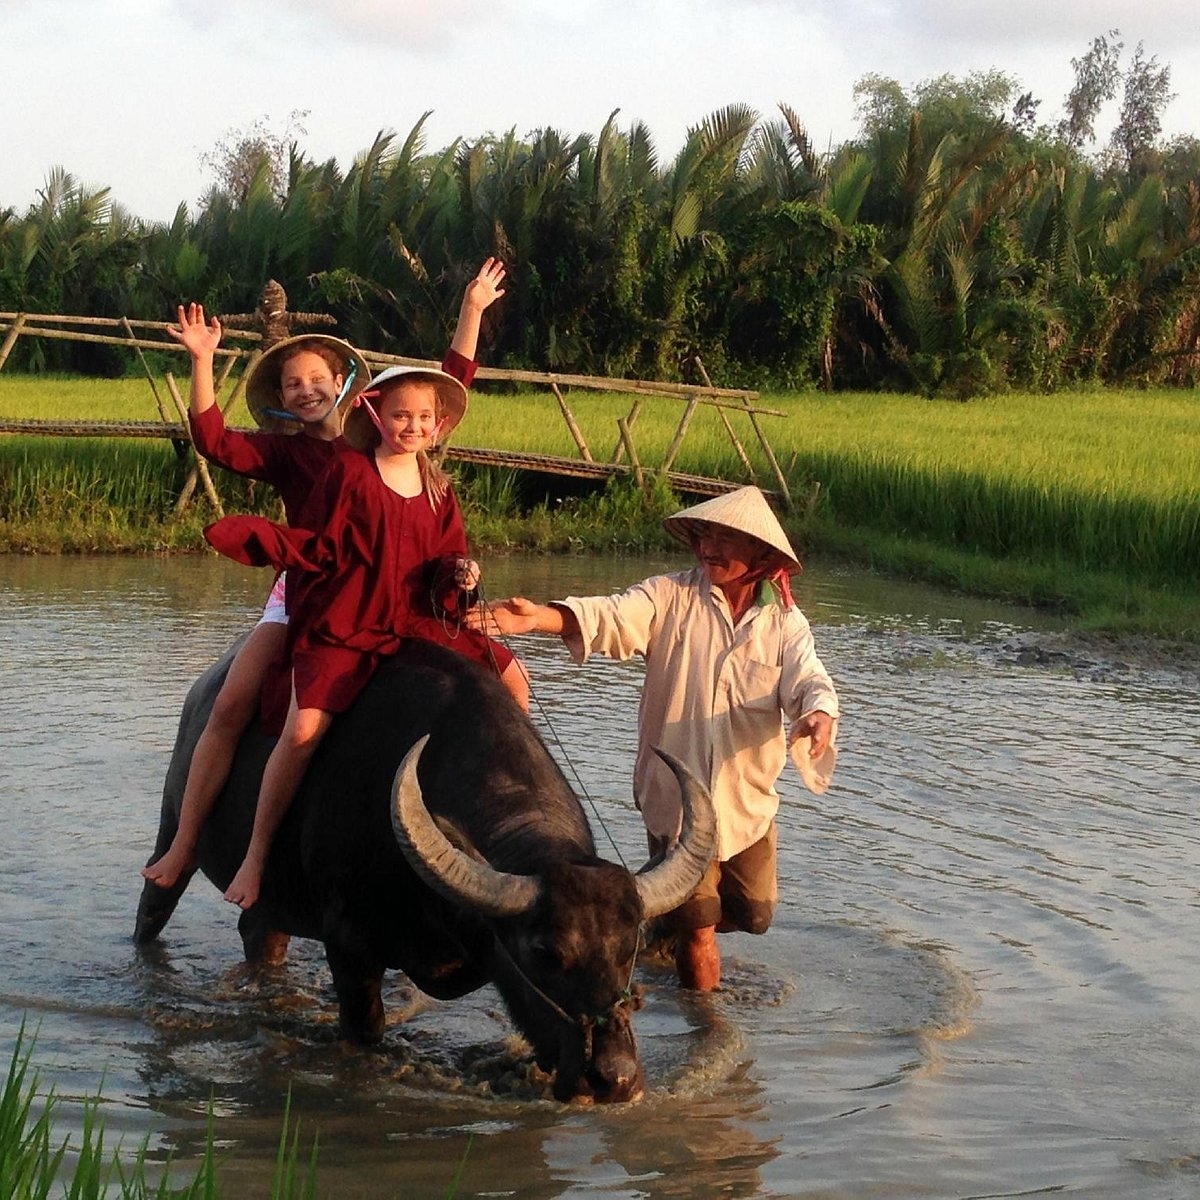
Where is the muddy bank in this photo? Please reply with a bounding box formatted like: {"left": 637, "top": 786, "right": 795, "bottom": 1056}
{"left": 992, "top": 629, "right": 1200, "bottom": 687}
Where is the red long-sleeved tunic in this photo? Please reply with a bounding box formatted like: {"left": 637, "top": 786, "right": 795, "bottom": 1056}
{"left": 205, "top": 446, "right": 513, "bottom": 731}
{"left": 188, "top": 349, "right": 477, "bottom": 523}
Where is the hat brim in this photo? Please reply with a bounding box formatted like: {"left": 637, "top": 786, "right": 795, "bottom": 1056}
{"left": 662, "top": 487, "right": 801, "bottom": 573}
{"left": 663, "top": 516, "right": 801, "bottom": 575}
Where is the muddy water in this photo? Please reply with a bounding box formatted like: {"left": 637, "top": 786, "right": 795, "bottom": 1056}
{"left": 1, "top": 553, "right": 1198, "bottom": 1198}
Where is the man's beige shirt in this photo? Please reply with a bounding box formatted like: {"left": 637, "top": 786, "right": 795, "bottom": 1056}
{"left": 558, "top": 567, "right": 839, "bottom": 861}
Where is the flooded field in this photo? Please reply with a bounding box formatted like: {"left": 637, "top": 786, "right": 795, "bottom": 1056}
{"left": 2, "top": 552, "right": 1198, "bottom": 1197}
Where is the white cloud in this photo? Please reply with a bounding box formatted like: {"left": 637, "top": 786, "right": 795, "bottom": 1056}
{"left": 913, "top": 1, "right": 1200, "bottom": 48}
{"left": 259, "top": 0, "right": 508, "bottom": 46}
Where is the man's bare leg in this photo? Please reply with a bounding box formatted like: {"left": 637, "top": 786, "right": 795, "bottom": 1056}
{"left": 676, "top": 924, "right": 721, "bottom": 991}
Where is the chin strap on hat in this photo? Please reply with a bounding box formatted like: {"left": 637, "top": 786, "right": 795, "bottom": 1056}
{"left": 769, "top": 567, "right": 796, "bottom": 609}
{"left": 352, "top": 391, "right": 445, "bottom": 454}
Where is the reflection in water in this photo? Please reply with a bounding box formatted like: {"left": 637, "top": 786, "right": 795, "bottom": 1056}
{"left": 2, "top": 554, "right": 1200, "bottom": 1197}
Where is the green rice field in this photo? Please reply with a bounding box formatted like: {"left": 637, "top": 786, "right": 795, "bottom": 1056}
{"left": 1, "top": 374, "right": 1197, "bottom": 636}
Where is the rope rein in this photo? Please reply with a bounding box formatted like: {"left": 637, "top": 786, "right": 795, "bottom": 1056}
{"left": 433, "top": 572, "right": 650, "bottom": 992}
{"left": 489, "top": 923, "right": 643, "bottom": 1043}
{"left": 471, "top": 577, "right": 631, "bottom": 870}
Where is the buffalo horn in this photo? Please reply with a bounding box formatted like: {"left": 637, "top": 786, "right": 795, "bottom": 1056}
{"left": 634, "top": 747, "right": 717, "bottom": 919}
{"left": 391, "top": 735, "right": 541, "bottom": 918}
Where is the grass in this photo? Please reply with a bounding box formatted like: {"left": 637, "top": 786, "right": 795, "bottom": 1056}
{"left": 459, "top": 386, "right": 1200, "bottom": 581}
{"left": 0, "top": 1023, "right": 318, "bottom": 1199}
{"left": 0, "top": 438, "right": 281, "bottom": 552}
{"left": 1, "top": 374, "right": 1198, "bottom": 637}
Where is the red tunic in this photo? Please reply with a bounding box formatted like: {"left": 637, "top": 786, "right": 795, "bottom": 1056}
{"left": 188, "top": 349, "right": 478, "bottom": 525}
{"left": 205, "top": 446, "right": 513, "bottom": 731}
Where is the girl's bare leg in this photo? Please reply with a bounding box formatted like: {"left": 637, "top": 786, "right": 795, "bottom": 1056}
{"left": 142, "top": 622, "right": 288, "bottom": 889}
{"left": 223, "top": 695, "right": 333, "bottom": 910}
{"left": 500, "top": 656, "right": 531, "bottom": 713}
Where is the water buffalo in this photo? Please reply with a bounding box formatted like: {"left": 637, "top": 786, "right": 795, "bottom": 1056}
{"left": 134, "top": 637, "right": 715, "bottom": 1102}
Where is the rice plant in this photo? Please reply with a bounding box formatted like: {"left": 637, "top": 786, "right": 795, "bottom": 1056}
{"left": 0, "top": 437, "right": 281, "bottom": 551}
{"left": 0, "top": 1024, "right": 318, "bottom": 1199}
{"left": 2, "top": 375, "right": 1197, "bottom": 629}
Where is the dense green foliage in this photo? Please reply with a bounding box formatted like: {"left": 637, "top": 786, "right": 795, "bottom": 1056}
{"left": 3, "top": 50, "right": 1198, "bottom": 395}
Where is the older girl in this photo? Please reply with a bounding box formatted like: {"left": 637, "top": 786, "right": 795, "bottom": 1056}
{"left": 141, "top": 259, "right": 505, "bottom": 891}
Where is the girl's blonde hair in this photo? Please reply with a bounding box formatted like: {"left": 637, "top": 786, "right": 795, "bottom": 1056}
{"left": 417, "top": 448, "right": 451, "bottom": 507}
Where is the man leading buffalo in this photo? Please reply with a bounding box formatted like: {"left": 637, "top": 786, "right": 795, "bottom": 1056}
{"left": 470, "top": 485, "right": 839, "bottom": 992}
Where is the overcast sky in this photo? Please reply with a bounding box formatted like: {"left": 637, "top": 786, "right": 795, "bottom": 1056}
{"left": 4, "top": 0, "right": 1198, "bottom": 223}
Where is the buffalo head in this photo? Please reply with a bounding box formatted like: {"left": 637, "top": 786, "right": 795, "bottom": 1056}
{"left": 392, "top": 735, "right": 715, "bottom": 1102}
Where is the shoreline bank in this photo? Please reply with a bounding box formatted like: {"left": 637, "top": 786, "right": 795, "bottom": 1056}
{"left": 3, "top": 512, "right": 1196, "bottom": 647}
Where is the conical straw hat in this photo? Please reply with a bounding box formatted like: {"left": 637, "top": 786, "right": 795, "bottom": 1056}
{"left": 342, "top": 365, "right": 470, "bottom": 452}
{"left": 662, "top": 486, "right": 801, "bottom": 572}
{"left": 244, "top": 334, "right": 371, "bottom": 435}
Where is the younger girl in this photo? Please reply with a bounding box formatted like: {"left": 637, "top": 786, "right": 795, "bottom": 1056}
{"left": 205, "top": 365, "right": 526, "bottom": 909}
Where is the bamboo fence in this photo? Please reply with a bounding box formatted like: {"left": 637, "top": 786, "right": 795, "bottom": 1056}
{"left": 0, "top": 309, "right": 793, "bottom": 509}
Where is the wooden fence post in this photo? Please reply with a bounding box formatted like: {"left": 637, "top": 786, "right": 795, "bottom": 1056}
{"left": 610, "top": 398, "right": 643, "bottom": 463}
{"left": 120, "top": 316, "right": 180, "bottom": 439}
{"left": 695, "top": 358, "right": 791, "bottom": 507}
{"left": 220, "top": 348, "right": 257, "bottom": 417}
{"left": 0, "top": 314, "right": 27, "bottom": 373}
{"left": 165, "top": 373, "right": 224, "bottom": 516}
{"left": 716, "top": 409, "right": 757, "bottom": 481}
{"left": 661, "top": 395, "right": 700, "bottom": 472}
{"left": 215, "top": 351, "right": 239, "bottom": 392}
{"left": 551, "top": 382, "right": 594, "bottom": 461}
{"left": 617, "top": 417, "right": 646, "bottom": 491}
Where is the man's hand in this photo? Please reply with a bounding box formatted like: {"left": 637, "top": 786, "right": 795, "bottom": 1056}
{"left": 789, "top": 710, "right": 834, "bottom": 759}
{"left": 466, "top": 596, "right": 542, "bottom": 636}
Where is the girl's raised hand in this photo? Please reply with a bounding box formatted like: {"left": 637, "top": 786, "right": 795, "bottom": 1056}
{"left": 463, "top": 258, "right": 506, "bottom": 313}
{"left": 167, "top": 303, "right": 222, "bottom": 358}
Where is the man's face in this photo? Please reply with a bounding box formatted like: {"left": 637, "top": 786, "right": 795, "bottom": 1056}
{"left": 695, "top": 524, "right": 769, "bottom": 588}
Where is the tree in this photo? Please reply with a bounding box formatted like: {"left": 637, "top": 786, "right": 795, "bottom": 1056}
{"left": 1010, "top": 92, "right": 1040, "bottom": 137}
{"left": 200, "top": 110, "right": 310, "bottom": 204}
{"left": 854, "top": 70, "right": 1020, "bottom": 144}
{"left": 853, "top": 74, "right": 910, "bottom": 140}
{"left": 1058, "top": 31, "right": 1123, "bottom": 150}
{"left": 911, "top": 70, "right": 1017, "bottom": 132}
{"left": 1110, "top": 43, "right": 1175, "bottom": 174}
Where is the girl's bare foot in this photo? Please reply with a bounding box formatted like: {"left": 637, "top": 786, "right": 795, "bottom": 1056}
{"left": 141, "top": 846, "right": 194, "bottom": 890}
{"left": 223, "top": 860, "right": 262, "bottom": 910}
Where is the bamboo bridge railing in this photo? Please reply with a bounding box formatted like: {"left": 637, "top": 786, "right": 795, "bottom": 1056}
{"left": 0, "top": 307, "right": 793, "bottom": 513}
